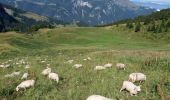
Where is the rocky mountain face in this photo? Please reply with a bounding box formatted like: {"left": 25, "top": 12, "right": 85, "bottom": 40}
{"left": 0, "top": 0, "right": 155, "bottom": 26}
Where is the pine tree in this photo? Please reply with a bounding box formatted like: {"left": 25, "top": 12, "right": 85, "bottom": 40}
{"left": 135, "top": 22, "right": 141, "bottom": 32}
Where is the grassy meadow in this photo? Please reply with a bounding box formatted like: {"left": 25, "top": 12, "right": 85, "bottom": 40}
{"left": 0, "top": 26, "right": 170, "bottom": 100}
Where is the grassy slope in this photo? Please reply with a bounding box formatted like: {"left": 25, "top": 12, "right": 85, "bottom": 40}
{"left": 0, "top": 27, "right": 170, "bottom": 100}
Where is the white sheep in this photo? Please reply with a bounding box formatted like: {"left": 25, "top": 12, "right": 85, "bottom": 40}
{"left": 41, "top": 61, "right": 46, "bottom": 63}
{"left": 13, "top": 71, "right": 21, "bottom": 76}
{"left": 0, "top": 64, "right": 11, "bottom": 68}
{"left": 120, "top": 81, "right": 141, "bottom": 96}
{"left": 84, "top": 57, "right": 92, "bottom": 61}
{"left": 25, "top": 65, "right": 30, "bottom": 69}
{"left": 129, "top": 73, "right": 146, "bottom": 83}
{"left": 104, "top": 63, "right": 112, "bottom": 68}
{"left": 21, "top": 73, "right": 29, "bottom": 80}
{"left": 87, "top": 57, "right": 92, "bottom": 60}
{"left": 16, "top": 79, "right": 35, "bottom": 91}
{"left": 65, "top": 60, "right": 74, "bottom": 64}
{"left": 116, "top": 63, "right": 126, "bottom": 70}
{"left": 48, "top": 73, "right": 59, "bottom": 83}
{"left": 94, "top": 66, "right": 106, "bottom": 71}
{"left": 4, "top": 74, "right": 14, "bottom": 78}
{"left": 0, "top": 64, "right": 5, "bottom": 68}
{"left": 42, "top": 67, "right": 51, "bottom": 76}
{"left": 86, "top": 95, "right": 112, "bottom": 100}
{"left": 73, "top": 64, "right": 82, "bottom": 69}
{"left": 5, "top": 71, "right": 21, "bottom": 78}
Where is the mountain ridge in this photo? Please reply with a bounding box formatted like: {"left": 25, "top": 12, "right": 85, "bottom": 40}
{"left": 0, "top": 3, "right": 65, "bottom": 32}
{"left": 0, "top": 0, "right": 155, "bottom": 26}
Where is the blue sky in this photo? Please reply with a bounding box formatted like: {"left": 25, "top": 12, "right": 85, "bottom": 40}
{"left": 131, "top": 0, "right": 170, "bottom": 3}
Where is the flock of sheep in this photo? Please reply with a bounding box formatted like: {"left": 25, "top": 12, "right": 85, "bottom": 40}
{"left": 1, "top": 56, "right": 147, "bottom": 100}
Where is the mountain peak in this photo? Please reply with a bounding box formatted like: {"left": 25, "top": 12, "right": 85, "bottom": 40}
{"left": 0, "top": 0, "right": 154, "bottom": 25}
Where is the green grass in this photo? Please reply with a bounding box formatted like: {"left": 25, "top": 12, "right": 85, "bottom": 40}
{"left": 0, "top": 27, "right": 170, "bottom": 100}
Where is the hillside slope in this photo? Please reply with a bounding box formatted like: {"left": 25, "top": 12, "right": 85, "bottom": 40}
{"left": 0, "top": 0, "right": 155, "bottom": 25}
{"left": 0, "top": 3, "right": 65, "bottom": 32}
{"left": 0, "top": 27, "right": 170, "bottom": 100}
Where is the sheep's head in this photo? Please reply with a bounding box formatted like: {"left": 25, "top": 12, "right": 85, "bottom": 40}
{"left": 31, "top": 80, "right": 36, "bottom": 86}
{"left": 135, "top": 86, "right": 141, "bottom": 92}
{"left": 16, "top": 87, "right": 19, "bottom": 91}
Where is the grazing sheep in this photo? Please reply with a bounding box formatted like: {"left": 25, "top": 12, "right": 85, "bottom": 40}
{"left": 129, "top": 73, "right": 146, "bottom": 83}
{"left": 4, "top": 74, "right": 14, "bottom": 78}
{"left": 5, "top": 71, "right": 21, "bottom": 78}
{"left": 116, "top": 63, "right": 126, "bottom": 70}
{"left": 0, "top": 64, "right": 5, "bottom": 68}
{"left": 41, "top": 61, "right": 45, "bottom": 63}
{"left": 13, "top": 71, "right": 21, "bottom": 76}
{"left": 42, "top": 67, "right": 51, "bottom": 76}
{"left": 21, "top": 73, "right": 29, "bottom": 80}
{"left": 95, "top": 66, "right": 106, "bottom": 70}
{"left": 48, "top": 73, "right": 59, "bottom": 83}
{"left": 65, "top": 60, "right": 74, "bottom": 64}
{"left": 104, "top": 63, "right": 112, "bottom": 68}
{"left": 86, "top": 95, "right": 112, "bottom": 100}
{"left": 84, "top": 57, "right": 92, "bottom": 61}
{"left": 87, "top": 57, "right": 92, "bottom": 60}
{"left": 16, "top": 79, "right": 35, "bottom": 91}
{"left": 73, "top": 64, "right": 82, "bottom": 69}
{"left": 25, "top": 65, "right": 30, "bottom": 69}
{"left": 83, "top": 59, "right": 87, "bottom": 61}
{"left": 120, "top": 81, "right": 141, "bottom": 96}
{"left": 0, "top": 64, "right": 11, "bottom": 68}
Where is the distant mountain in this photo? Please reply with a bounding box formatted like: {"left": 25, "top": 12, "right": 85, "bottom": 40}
{"left": 0, "top": 0, "right": 155, "bottom": 26}
{"left": 131, "top": 0, "right": 170, "bottom": 10}
{"left": 0, "top": 3, "right": 65, "bottom": 32}
{"left": 0, "top": 3, "right": 18, "bottom": 31}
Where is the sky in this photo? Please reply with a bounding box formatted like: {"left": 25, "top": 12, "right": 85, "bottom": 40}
{"left": 131, "top": 0, "right": 170, "bottom": 4}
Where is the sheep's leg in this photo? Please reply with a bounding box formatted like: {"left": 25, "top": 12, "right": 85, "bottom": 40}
{"left": 139, "top": 81, "right": 142, "bottom": 84}
{"left": 120, "top": 87, "right": 125, "bottom": 92}
{"left": 24, "top": 87, "right": 26, "bottom": 91}
{"left": 130, "top": 93, "right": 134, "bottom": 96}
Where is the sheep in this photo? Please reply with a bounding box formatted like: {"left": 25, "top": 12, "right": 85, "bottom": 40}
{"left": 4, "top": 74, "right": 14, "bottom": 78}
{"left": 120, "top": 81, "right": 141, "bottom": 96}
{"left": 0, "top": 64, "right": 11, "bottom": 68}
{"left": 73, "top": 64, "right": 82, "bottom": 69}
{"left": 5, "top": 71, "right": 21, "bottom": 78}
{"left": 95, "top": 66, "right": 106, "bottom": 71}
{"left": 87, "top": 57, "right": 92, "bottom": 60}
{"left": 48, "top": 73, "right": 59, "bottom": 83}
{"left": 41, "top": 61, "right": 45, "bottom": 63}
{"left": 21, "top": 73, "right": 29, "bottom": 80}
{"left": 42, "top": 67, "right": 51, "bottom": 76}
{"left": 64, "top": 60, "right": 74, "bottom": 64}
{"left": 129, "top": 73, "right": 146, "bottom": 83}
{"left": 84, "top": 57, "right": 92, "bottom": 61}
{"left": 16, "top": 79, "right": 35, "bottom": 91}
{"left": 86, "top": 95, "right": 112, "bottom": 100}
{"left": 104, "top": 63, "right": 112, "bottom": 68}
{"left": 116, "top": 63, "right": 126, "bottom": 70}
{"left": 0, "top": 64, "right": 5, "bottom": 68}
{"left": 13, "top": 71, "right": 21, "bottom": 76}
{"left": 25, "top": 65, "right": 30, "bottom": 69}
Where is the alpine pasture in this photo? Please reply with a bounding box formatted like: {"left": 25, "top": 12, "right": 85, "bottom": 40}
{"left": 0, "top": 27, "right": 170, "bottom": 100}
